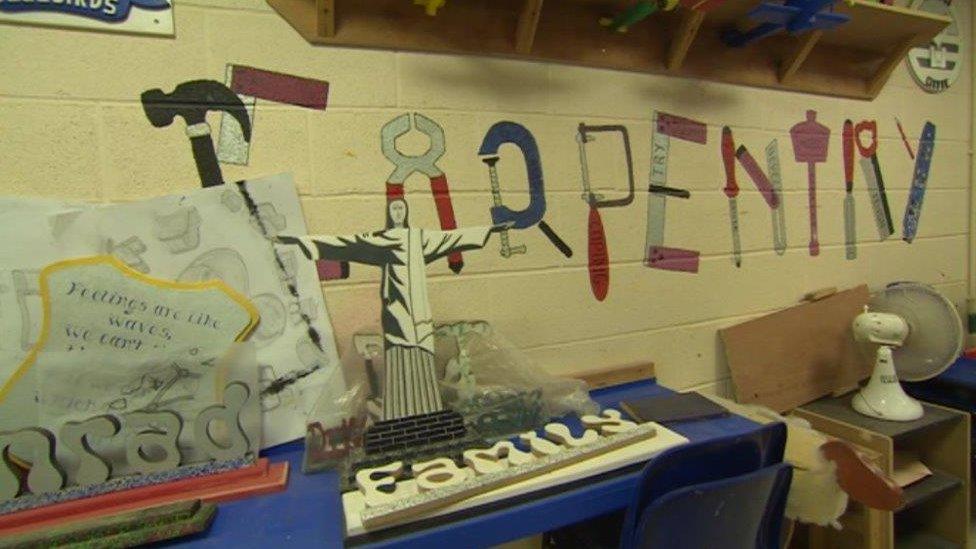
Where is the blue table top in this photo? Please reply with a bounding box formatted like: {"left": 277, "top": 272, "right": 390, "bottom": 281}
{"left": 905, "top": 356, "right": 976, "bottom": 414}
{"left": 173, "top": 380, "right": 762, "bottom": 548}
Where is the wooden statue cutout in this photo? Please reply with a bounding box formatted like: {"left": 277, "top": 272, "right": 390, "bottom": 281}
{"left": 280, "top": 199, "right": 508, "bottom": 423}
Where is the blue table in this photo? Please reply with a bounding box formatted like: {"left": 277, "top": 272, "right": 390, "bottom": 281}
{"left": 905, "top": 356, "right": 976, "bottom": 414}
{"left": 175, "top": 380, "right": 764, "bottom": 548}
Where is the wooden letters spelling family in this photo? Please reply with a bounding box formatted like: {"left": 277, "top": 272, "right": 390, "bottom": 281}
{"left": 0, "top": 382, "right": 254, "bottom": 503}
{"left": 350, "top": 409, "right": 655, "bottom": 528}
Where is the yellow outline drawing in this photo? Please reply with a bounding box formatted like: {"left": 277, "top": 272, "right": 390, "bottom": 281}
{"left": 0, "top": 255, "right": 259, "bottom": 403}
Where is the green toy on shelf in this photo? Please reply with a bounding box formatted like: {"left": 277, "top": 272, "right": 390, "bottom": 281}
{"left": 414, "top": 0, "right": 445, "bottom": 16}
{"left": 600, "top": 0, "right": 679, "bottom": 33}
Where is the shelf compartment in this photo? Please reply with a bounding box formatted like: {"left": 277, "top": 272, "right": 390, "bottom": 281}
{"left": 896, "top": 470, "right": 963, "bottom": 514}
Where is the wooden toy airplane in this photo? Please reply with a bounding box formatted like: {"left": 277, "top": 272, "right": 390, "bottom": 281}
{"left": 723, "top": 0, "right": 853, "bottom": 47}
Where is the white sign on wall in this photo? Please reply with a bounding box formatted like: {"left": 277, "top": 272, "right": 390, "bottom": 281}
{"left": 907, "top": 0, "right": 962, "bottom": 93}
{"left": 0, "top": 0, "right": 174, "bottom": 37}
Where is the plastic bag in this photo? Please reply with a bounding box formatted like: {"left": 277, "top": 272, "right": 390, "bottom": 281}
{"left": 302, "top": 332, "right": 375, "bottom": 474}
{"left": 304, "top": 323, "right": 599, "bottom": 473}
{"left": 435, "top": 321, "right": 598, "bottom": 440}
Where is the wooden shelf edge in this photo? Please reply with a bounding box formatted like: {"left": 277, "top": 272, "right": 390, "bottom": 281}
{"left": 896, "top": 470, "right": 963, "bottom": 513}
{"left": 667, "top": 8, "right": 705, "bottom": 71}
{"left": 315, "top": 0, "right": 335, "bottom": 38}
{"left": 778, "top": 30, "right": 822, "bottom": 84}
{"left": 517, "top": 0, "right": 544, "bottom": 54}
{"left": 867, "top": 36, "right": 917, "bottom": 97}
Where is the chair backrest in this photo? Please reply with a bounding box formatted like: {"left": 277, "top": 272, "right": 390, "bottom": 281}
{"left": 632, "top": 462, "right": 793, "bottom": 549}
{"left": 619, "top": 421, "right": 787, "bottom": 549}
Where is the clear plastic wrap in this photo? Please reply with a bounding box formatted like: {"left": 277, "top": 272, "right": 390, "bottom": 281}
{"left": 435, "top": 321, "right": 598, "bottom": 439}
{"left": 303, "top": 322, "right": 599, "bottom": 474}
{"left": 302, "top": 334, "right": 372, "bottom": 474}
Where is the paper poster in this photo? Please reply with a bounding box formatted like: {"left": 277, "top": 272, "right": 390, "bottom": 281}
{"left": 42, "top": 174, "right": 342, "bottom": 447}
{"left": 0, "top": 198, "right": 90, "bottom": 426}
{"left": 0, "top": 0, "right": 175, "bottom": 37}
{"left": 0, "top": 255, "right": 262, "bottom": 474}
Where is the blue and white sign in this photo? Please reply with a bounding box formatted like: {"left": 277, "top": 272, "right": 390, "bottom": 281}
{"left": 0, "top": 0, "right": 174, "bottom": 37}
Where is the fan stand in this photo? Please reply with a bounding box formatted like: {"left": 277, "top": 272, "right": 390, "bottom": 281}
{"left": 852, "top": 346, "right": 924, "bottom": 421}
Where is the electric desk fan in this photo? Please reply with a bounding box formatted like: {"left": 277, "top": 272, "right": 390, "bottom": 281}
{"left": 851, "top": 282, "right": 963, "bottom": 421}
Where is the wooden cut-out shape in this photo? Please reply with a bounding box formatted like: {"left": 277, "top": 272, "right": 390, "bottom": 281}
{"left": 411, "top": 457, "right": 471, "bottom": 492}
{"left": 0, "top": 428, "right": 65, "bottom": 501}
{"left": 193, "top": 382, "right": 251, "bottom": 461}
{"left": 125, "top": 411, "right": 183, "bottom": 474}
{"left": 518, "top": 430, "right": 564, "bottom": 457}
{"left": 0, "top": 448, "right": 18, "bottom": 502}
{"left": 543, "top": 423, "right": 599, "bottom": 448}
{"left": 356, "top": 422, "right": 666, "bottom": 530}
{"left": 60, "top": 415, "right": 121, "bottom": 486}
{"left": 501, "top": 441, "right": 536, "bottom": 466}
{"left": 581, "top": 409, "right": 639, "bottom": 435}
{"left": 356, "top": 461, "right": 415, "bottom": 507}
{"left": 463, "top": 441, "right": 536, "bottom": 475}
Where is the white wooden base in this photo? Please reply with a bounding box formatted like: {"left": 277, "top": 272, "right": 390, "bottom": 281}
{"left": 342, "top": 421, "right": 688, "bottom": 536}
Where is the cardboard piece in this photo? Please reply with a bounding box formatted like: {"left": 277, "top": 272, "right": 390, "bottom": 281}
{"left": 892, "top": 451, "right": 932, "bottom": 487}
{"left": 719, "top": 285, "right": 872, "bottom": 412}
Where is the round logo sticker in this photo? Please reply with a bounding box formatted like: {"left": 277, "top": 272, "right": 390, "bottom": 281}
{"left": 907, "top": 0, "right": 962, "bottom": 93}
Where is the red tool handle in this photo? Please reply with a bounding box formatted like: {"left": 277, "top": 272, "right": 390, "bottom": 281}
{"left": 843, "top": 119, "right": 854, "bottom": 192}
{"left": 735, "top": 145, "right": 779, "bottom": 209}
{"left": 587, "top": 207, "right": 609, "bottom": 302}
{"left": 429, "top": 175, "right": 464, "bottom": 274}
{"left": 721, "top": 127, "right": 738, "bottom": 198}
{"left": 854, "top": 120, "right": 878, "bottom": 159}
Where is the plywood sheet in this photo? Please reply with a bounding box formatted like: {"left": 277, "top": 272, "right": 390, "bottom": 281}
{"left": 719, "top": 285, "right": 871, "bottom": 412}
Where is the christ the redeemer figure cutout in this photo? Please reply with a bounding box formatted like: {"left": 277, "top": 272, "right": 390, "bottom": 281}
{"left": 280, "top": 199, "right": 509, "bottom": 422}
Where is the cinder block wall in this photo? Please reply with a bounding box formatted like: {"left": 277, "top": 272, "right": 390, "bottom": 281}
{"left": 1, "top": 1, "right": 970, "bottom": 397}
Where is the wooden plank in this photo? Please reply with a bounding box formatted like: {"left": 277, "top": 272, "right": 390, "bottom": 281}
{"left": 343, "top": 422, "right": 689, "bottom": 536}
{"left": 516, "top": 0, "right": 544, "bottom": 54}
{"left": 573, "top": 363, "right": 655, "bottom": 389}
{"left": 867, "top": 36, "right": 916, "bottom": 97}
{"left": 666, "top": 8, "right": 705, "bottom": 70}
{"left": 316, "top": 0, "right": 335, "bottom": 38}
{"left": 720, "top": 285, "right": 872, "bottom": 412}
{"left": 778, "top": 30, "right": 822, "bottom": 83}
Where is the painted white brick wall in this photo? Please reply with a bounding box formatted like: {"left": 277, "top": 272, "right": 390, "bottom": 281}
{"left": 0, "top": 1, "right": 970, "bottom": 398}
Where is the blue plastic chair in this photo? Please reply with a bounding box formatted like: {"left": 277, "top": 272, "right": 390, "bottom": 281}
{"left": 619, "top": 422, "right": 789, "bottom": 549}
{"left": 631, "top": 463, "right": 793, "bottom": 549}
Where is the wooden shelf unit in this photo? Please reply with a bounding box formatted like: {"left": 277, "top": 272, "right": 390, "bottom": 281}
{"left": 266, "top": 0, "right": 950, "bottom": 100}
{"left": 793, "top": 396, "right": 971, "bottom": 549}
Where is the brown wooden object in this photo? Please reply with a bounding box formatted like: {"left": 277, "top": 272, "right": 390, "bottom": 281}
{"left": 719, "top": 285, "right": 871, "bottom": 412}
{"left": 265, "top": 0, "right": 949, "bottom": 100}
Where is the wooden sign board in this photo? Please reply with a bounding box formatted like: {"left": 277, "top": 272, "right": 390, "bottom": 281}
{"left": 0, "top": 0, "right": 175, "bottom": 37}
{"left": 342, "top": 410, "right": 688, "bottom": 537}
{"left": 719, "top": 285, "right": 872, "bottom": 412}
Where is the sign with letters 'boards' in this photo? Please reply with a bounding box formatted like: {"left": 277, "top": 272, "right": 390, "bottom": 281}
{"left": 0, "top": 0, "right": 174, "bottom": 37}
